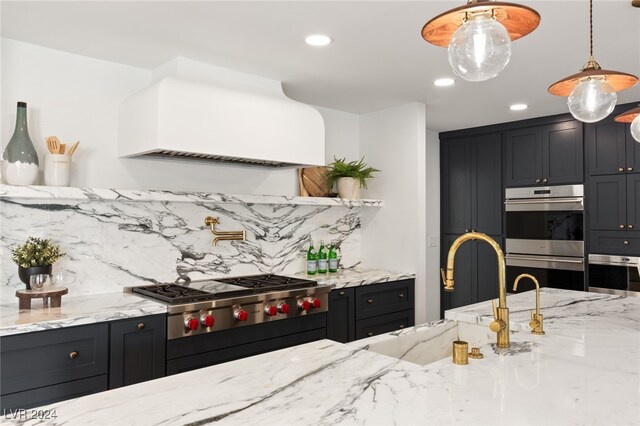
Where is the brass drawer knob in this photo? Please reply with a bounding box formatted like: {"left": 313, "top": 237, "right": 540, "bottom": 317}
{"left": 69, "top": 351, "right": 78, "bottom": 360}
{"left": 535, "top": 178, "right": 541, "bottom": 184}
{"left": 398, "top": 293, "right": 405, "bottom": 299}
{"left": 624, "top": 240, "right": 630, "bottom": 245}
{"left": 398, "top": 324, "right": 404, "bottom": 329}
{"left": 619, "top": 167, "right": 625, "bottom": 172}
{"left": 339, "top": 291, "right": 345, "bottom": 296}
{"left": 137, "top": 323, "right": 145, "bottom": 330}
{"left": 367, "top": 331, "right": 373, "bottom": 337}
{"left": 542, "top": 178, "right": 548, "bottom": 183}
{"left": 628, "top": 167, "right": 634, "bottom": 172}
{"left": 620, "top": 224, "right": 626, "bottom": 229}
{"left": 367, "top": 298, "right": 374, "bottom": 304}
{"left": 629, "top": 225, "right": 634, "bottom": 229}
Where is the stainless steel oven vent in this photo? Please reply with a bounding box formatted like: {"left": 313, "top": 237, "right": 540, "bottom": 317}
{"left": 140, "top": 149, "right": 296, "bottom": 168}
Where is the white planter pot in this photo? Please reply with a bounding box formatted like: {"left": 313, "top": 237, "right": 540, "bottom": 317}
{"left": 336, "top": 177, "right": 361, "bottom": 199}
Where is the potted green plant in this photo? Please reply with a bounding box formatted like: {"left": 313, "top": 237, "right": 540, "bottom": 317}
{"left": 11, "top": 237, "right": 65, "bottom": 289}
{"left": 327, "top": 157, "right": 379, "bottom": 199}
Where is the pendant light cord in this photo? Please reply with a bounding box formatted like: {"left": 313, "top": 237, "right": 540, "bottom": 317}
{"left": 589, "top": 0, "right": 593, "bottom": 58}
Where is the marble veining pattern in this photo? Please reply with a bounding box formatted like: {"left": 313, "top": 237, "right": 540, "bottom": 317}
{"left": 6, "top": 290, "right": 640, "bottom": 425}
{"left": 0, "top": 184, "right": 384, "bottom": 207}
{"left": 0, "top": 292, "right": 167, "bottom": 337}
{"left": 0, "top": 186, "right": 367, "bottom": 300}
{"left": 296, "top": 268, "right": 416, "bottom": 289}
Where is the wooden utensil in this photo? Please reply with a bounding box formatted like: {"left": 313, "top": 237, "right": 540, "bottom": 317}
{"left": 46, "top": 136, "right": 61, "bottom": 154}
{"left": 59, "top": 144, "right": 66, "bottom": 155}
{"left": 67, "top": 141, "right": 80, "bottom": 157}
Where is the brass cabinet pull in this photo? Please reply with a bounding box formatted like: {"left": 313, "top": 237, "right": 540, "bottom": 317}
{"left": 629, "top": 225, "right": 634, "bottom": 229}
{"left": 619, "top": 167, "right": 625, "bottom": 172}
{"left": 367, "top": 332, "right": 373, "bottom": 336}
{"left": 367, "top": 298, "right": 374, "bottom": 304}
{"left": 628, "top": 167, "right": 634, "bottom": 172}
{"left": 339, "top": 291, "right": 345, "bottom": 296}
{"left": 620, "top": 224, "right": 626, "bottom": 229}
{"left": 465, "top": 229, "right": 470, "bottom": 233}
{"left": 542, "top": 178, "right": 548, "bottom": 183}
{"left": 137, "top": 323, "right": 145, "bottom": 330}
{"left": 398, "top": 293, "right": 405, "bottom": 299}
{"left": 624, "top": 240, "right": 630, "bottom": 245}
{"left": 399, "top": 324, "right": 405, "bottom": 329}
{"left": 535, "top": 178, "right": 541, "bottom": 184}
{"left": 69, "top": 351, "right": 78, "bottom": 360}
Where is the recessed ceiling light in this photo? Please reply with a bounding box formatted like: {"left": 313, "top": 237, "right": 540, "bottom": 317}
{"left": 434, "top": 78, "right": 455, "bottom": 87}
{"left": 305, "top": 34, "right": 332, "bottom": 47}
{"left": 510, "top": 103, "right": 528, "bottom": 111}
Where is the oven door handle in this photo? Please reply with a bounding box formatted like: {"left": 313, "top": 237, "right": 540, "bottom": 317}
{"left": 507, "top": 255, "right": 584, "bottom": 264}
{"left": 505, "top": 197, "right": 583, "bottom": 205}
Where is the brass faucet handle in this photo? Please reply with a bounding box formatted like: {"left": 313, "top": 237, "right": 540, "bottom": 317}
{"left": 440, "top": 268, "right": 446, "bottom": 286}
{"left": 529, "top": 310, "right": 540, "bottom": 330}
{"left": 530, "top": 311, "right": 545, "bottom": 335}
{"left": 489, "top": 299, "right": 506, "bottom": 333}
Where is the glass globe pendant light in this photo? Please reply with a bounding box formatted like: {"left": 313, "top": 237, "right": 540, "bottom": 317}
{"left": 615, "top": 106, "right": 640, "bottom": 143}
{"left": 447, "top": 12, "right": 511, "bottom": 82}
{"left": 422, "top": 0, "right": 540, "bottom": 82}
{"left": 548, "top": 0, "right": 638, "bottom": 123}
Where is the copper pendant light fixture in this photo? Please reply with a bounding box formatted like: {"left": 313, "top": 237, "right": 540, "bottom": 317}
{"left": 548, "top": 0, "right": 639, "bottom": 123}
{"left": 615, "top": 106, "right": 640, "bottom": 142}
{"left": 421, "top": 0, "right": 540, "bottom": 82}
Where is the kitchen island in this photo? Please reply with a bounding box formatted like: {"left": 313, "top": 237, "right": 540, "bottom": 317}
{"left": 6, "top": 288, "right": 639, "bottom": 425}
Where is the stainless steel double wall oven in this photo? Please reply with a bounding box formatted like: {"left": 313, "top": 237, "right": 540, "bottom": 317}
{"left": 505, "top": 184, "right": 585, "bottom": 292}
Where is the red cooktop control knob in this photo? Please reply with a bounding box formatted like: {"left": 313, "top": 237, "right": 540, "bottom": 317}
{"left": 311, "top": 298, "right": 321, "bottom": 309}
{"left": 234, "top": 308, "right": 248, "bottom": 321}
{"left": 278, "top": 303, "right": 290, "bottom": 314}
{"left": 297, "top": 299, "right": 311, "bottom": 311}
{"left": 201, "top": 314, "right": 215, "bottom": 328}
{"left": 184, "top": 317, "right": 199, "bottom": 331}
{"left": 265, "top": 305, "right": 278, "bottom": 316}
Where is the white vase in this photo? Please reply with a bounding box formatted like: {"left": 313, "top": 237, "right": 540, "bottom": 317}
{"left": 336, "top": 177, "right": 361, "bottom": 199}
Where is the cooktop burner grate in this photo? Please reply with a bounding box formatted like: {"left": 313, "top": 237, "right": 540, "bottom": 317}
{"left": 215, "top": 274, "right": 318, "bottom": 291}
{"left": 132, "top": 284, "right": 252, "bottom": 304}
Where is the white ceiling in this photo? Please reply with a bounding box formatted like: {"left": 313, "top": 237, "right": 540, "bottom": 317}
{"left": 1, "top": 1, "right": 639, "bottom": 131}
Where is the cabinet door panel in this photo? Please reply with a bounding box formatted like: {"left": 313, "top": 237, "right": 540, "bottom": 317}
{"left": 441, "top": 138, "right": 472, "bottom": 234}
{"left": 588, "top": 175, "right": 627, "bottom": 231}
{"left": 587, "top": 120, "right": 626, "bottom": 176}
{"left": 1, "top": 376, "right": 108, "bottom": 411}
{"left": 627, "top": 174, "right": 640, "bottom": 231}
{"left": 590, "top": 231, "right": 640, "bottom": 256}
{"left": 476, "top": 235, "right": 503, "bottom": 303}
{"left": 505, "top": 127, "right": 543, "bottom": 187}
{"left": 626, "top": 124, "right": 640, "bottom": 173}
{"left": 327, "top": 288, "right": 355, "bottom": 343}
{"left": 355, "top": 310, "right": 414, "bottom": 340}
{"left": 543, "top": 121, "right": 584, "bottom": 184}
{"left": 473, "top": 133, "right": 503, "bottom": 235}
{"left": 109, "top": 315, "right": 166, "bottom": 389}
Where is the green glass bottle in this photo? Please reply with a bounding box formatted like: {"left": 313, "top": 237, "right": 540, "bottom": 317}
{"left": 306, "top": 241, "right": 317, "bottom": 275}
{"left": 317, "top": 240, "right": 328, "bottom": 274}
{"left": 328, "top": 242, "right": 338, "bottom": 273}
{"left": 2, "top": 102, "right": 39, "bottom": 186}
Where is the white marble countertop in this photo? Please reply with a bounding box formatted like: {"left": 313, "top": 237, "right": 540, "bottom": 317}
{"left": 12, "top": 288, "right": 639, "bottom": 425}
{"left": 294, "top": 268, "right": 416, "bottom": 289}
{"left": 0, "top": 292, "right": 167, "bottom": 337}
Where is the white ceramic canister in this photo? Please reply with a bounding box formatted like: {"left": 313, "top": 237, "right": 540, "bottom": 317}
{"left": 44, "top": 154, "right": 71, "bottom": 186}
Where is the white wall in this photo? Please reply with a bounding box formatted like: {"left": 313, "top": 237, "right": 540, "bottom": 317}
{"left": 424, "top": 129, "right": 440, "bottom": 321}
{"left": 359, "top": 103, "right": 433, "bottom": 323}
{"left": 1, "top": 38, "right": 359, "bottom": 195}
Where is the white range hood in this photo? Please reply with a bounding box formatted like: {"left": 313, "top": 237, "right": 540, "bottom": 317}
{"left": 118, "top": 58, "right": 325, "bottom": 167}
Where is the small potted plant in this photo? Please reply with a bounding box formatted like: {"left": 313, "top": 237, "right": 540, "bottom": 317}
{"left": 11, "top": 237, "right": 65, "bottom": 289}
{"left": 327, "top": 157, "right": 379, "bottom": 199}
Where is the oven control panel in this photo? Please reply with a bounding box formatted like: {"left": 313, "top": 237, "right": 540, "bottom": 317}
{"left": 167, "top": 292, "right": 328, "bottom": 339}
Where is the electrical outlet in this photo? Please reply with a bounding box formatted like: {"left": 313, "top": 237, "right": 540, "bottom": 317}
{"left": 428, "top": 236, "right": 439, "bottom": 247}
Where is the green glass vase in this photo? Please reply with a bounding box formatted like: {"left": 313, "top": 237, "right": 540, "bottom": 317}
{"left": 2, "top": 102, "right": 39, "bottom": 185}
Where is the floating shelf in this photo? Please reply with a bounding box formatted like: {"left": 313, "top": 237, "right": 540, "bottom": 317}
{"left": 0, "top": 185, "right": 383, "bottom": 207}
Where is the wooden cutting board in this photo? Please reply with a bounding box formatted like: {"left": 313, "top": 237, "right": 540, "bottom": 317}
{"left": 299, "top": 167, "right": 331, "bottom": 197}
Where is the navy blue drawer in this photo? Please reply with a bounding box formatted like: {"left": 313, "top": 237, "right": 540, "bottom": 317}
{"left": 355, "top": 279, "right": 415, "bottom": 320}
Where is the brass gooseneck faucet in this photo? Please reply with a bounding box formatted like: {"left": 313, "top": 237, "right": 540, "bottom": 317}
{"left": 513, "top": 273, "right": 545, "bottom": 335}
{"left": 441, "top": 232, "right": 510, "bottom": 348}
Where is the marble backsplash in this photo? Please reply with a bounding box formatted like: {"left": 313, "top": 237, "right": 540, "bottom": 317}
{"left": 0, "top": 186, "right": 367, "bottom": 301}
